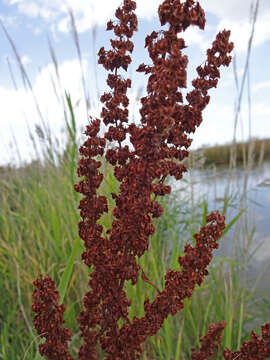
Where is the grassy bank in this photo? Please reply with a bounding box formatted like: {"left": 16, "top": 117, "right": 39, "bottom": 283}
{"left": 187, "top": 137, "right": 270, "bottom": 169}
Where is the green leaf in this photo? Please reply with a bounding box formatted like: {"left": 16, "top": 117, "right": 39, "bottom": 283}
{"left": 221, "top": 208, "right": 245, "bottom": 237}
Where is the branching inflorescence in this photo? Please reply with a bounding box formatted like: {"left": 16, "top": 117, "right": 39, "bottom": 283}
{"left": 32, "top": 0, "right": 270, "bottom": 359}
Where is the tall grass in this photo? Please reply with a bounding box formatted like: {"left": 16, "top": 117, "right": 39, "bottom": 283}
{"left": 0, "top": 2, "right": 269, "bottom": 359}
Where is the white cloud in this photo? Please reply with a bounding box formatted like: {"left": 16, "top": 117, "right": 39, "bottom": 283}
{"left": 57, "top": 16, "right": 70, "bottom": 34}
{"left": 7, "top": 0, "right": 266, "bottom": 27}
{"left": 0, "top": 59, "right": 93, "bottom": 166}
{"left": 218, "top": 67, "right": 244, "bottom": 88}
{"left": 200, "top": 0, "right": 270, "bottom": 53}
{"left": 0, "top": 57, "right": 144, "bottom": 165}
{"left": 252, "top": 102, "right": 270, "bottom": 117}
{"left": 53, "top": 0, "right": 161, "bottom": 33}
{"left": 21, "top": 55, "right": 32, "bottom": 65}
{"left": 1, "top": 53, "right": 31, "bottom": 68}
{"left": 6, "top": 0, "right": 24, "bottom": 4}
{"left": 18, "top": 1, "right": 39, "bottom": 17}
{"left": 200, "top": 0, "right": 255, "bottom": 22}
{"left": 33, "top": 27, "right": 42, "bottom": 35}
{"left": 3, "top": 0, "right": 159, "bottom": 34}
{"left": 253, "top": 80, "right": 270, "bottom": 92}
{"left": 181, "top": 23, "right": 218, "bottom": 52}
{"left": 4, "top": 0, "right": 270, "bottom": 54}
{"left": 191, "top": 103, "right": 235, "bottom": 149}
{"left": 190, "top": 96, "right": 270, "bottom": 150}
{"left": 237, "top": 102, "right": 270, "bottom": 140}
{"left": 0, "top": 14, "right": 18, "bottom": 27}
{"left": 217, "top": 12, "right": 270, "bottom": 53}
{"left": 181, "top": 26, "right": 206, "bottom": 48}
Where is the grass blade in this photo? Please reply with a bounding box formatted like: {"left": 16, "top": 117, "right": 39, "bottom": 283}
{"left": 58, "top": 236, "right": 82, "bottom": 304}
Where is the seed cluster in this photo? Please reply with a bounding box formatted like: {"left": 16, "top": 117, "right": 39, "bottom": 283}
{"left": 32, "top": 276, "right": 73, "bottom": 360}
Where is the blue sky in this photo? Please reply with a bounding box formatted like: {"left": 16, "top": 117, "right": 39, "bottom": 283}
{"left": 0, "top": 0, "right": 270, "bottom": 166}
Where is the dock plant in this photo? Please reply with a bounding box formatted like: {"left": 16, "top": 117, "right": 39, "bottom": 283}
{"left": 32, "top": 0, "right": 270, "bottom": 358}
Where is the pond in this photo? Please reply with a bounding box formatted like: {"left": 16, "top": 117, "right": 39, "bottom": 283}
{"left": 170, "top": 161, "right": 270, "bottom": 294}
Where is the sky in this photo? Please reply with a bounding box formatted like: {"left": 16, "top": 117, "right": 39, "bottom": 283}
{"left": 0, "top": 0, "right": 270, "bottom": 166}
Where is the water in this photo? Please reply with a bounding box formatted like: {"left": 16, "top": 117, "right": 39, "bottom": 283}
{"left": 170, "top": 161, "right": 270, "bottom": 293}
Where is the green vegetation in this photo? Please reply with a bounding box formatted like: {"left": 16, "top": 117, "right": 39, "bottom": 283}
{"left": 188, "top": 138, "right": 270, "bottom": 169}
